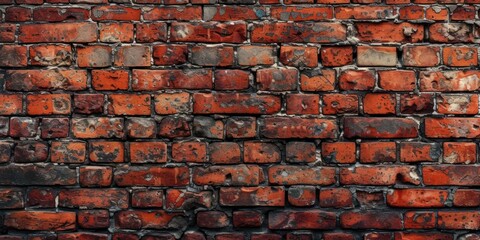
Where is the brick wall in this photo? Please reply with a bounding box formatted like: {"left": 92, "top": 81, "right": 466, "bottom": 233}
{"left": 0, "top": 0, "right": 479, "bottom": 239}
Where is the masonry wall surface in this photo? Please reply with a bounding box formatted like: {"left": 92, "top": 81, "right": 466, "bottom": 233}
{"left": 0, "top": 0, "right": 479, "bottom": 239}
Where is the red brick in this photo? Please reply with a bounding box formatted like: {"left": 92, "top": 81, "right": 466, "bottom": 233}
{"left": 344, "top": 117, "right": 418, "bottom": 139}
{"left": 204, "top": 6, "right": 265, "bottom": 21}
{"left": 233, "top": 211, "right": 263, "bottom": 228}
{"left": 336, "top": 6, "right": 395, "bottom": 19}
{"left": 425, "top": 118, "right": 480, "bottom": 138}
{"left": 288, "top": 186, "right": 316, "bottom": 206}
{"left": 0, "top": 24, "right": 16, "bottom": 43}
{"left": 355, "top": 22, "right": 424, "bottom": 43}
{"left": 0, "top": 189, "right": 24, "bottom": 209}
{"left": 443, "top": 46, "right": 478, "bottom": 67}
{"left": 5, "top": 7, "right": 32, "bottom": 22}
{"left": 26, "top": 94, "right": 71, "bottom": 115}
{"left": 420, "top": 70, "right": 480, "bottom": 92}
{"left": 252, "top": 22, "right": 346, "bottom": 43}
{"left": 404, "top": 211, "right": 436, "bottom": 229}
{"left": 78, "top": 210, "right": 110, "bottom": 229}
{"left": 4, "top": 211, "right": 76, "bottom": 231}
{"left": 286, "top": 142, "right": 316, "bottom": 163}
{"left": 115, "top": 210, "right": 184, "bottom": 230}
{"left": 193, "top": 93, "right": 280, "bottom": 115}
{"left": 154, "top": 93, "right": 190, "bottom": 114}
{"left": 153, "top": 45, "right": 187, "bottom": 65}
{"left": 19, "top": 23, "right": 97, "bottom": 43}
{"left": 271, "top": 6, "right": 333, "bottom": 21}
{"left": 89, "top": 141, "right": 124, "bottom": 163}
{"left": 257, "top": 68, "right": 298, "bottom": 91}
{"left": 0, "top": 94, "right": 23, "bottom": 115}
{"left": 359, "top": 142, "right": 396, "bottom": 163}
{"left": 0, "top": 45, "right": 28, "bottom": 67}
{"left": 261, "top": 117, "right": 338, "bottom": 139}
{"left": 220, "top": 187, "right": 285, "bottom": 206}
{"left": 77, "top": 45, "right": 111, "bottom": 68}
{"left": 400, "top": 94, "right": 434, "bottom": 114}
{"left": 143, "top": 6, "right": 202, "bottom": 20}
{"left": 32, "top": 7, "right": 89, "bottom": 22}
{"left": 399, "top": 5, "right": 424, "bottom": 19}
{"left": 453, "top": 189, "right": 480, "bottom": 207}
{"left": 132, "top": 190, "right": 164, "bottom": 208}
{"left": 244, "top": 142, "right": 281, "bottom": 164}
{"left": 5, "top": 70, "right": 87, "bottom": 91}
{"left": 9, "top": 117, "right": 39, "bottom": 138}
{"left": 400, "top": 142, "right": 441, "bottom": 163}
{"left": 114, "top": 166, "right": 189, "bottom": 187}
{"left": 99, "top": 23, "right": 134, "bottom": 43}
{"left": 378, "top": 70, "right": 416, "bottom": 91}
{"left": 339, "top": 70, "right": 375, "bottom": 91}
{"left": 286, "top": 94, "right": 320, "bottom": 115}
{"left": 357, "top": 46, "right": 397, "bottom": 67}
{"left": 91, "top": 6, "right": 140, "bottom": 21}
{"left": 171, "top": 22, "right": 247, "bottom": 43}
{"left": 71, "top": 117, "right": 124, "bottom": 139}
{"left": 363, "top": 93, "right": 396, "bottom": 115}
{"left": 320, "top": 46, "right": 354, "bottom": 66}
{"left": 165, "top": 189, "right": 212, "bottom": 210}
{"left": 92, "top": 70, "right": 129, "bottom": 91}
{"left": 209, "top": 142, "right": 241, "bottom": 164}
{"left": 214, "top": 70, "right": 250, "bottom": 90}
{"left": 193, "top": 165, "right": 264, "bottom": 186}
{"left": 280, "top": 46, "right": 318, "bottom": 68}
{"left": 300, "top": 69, "right": 336, "bottom": 91}
{"left": 190, "top": 46, "right": 234, "bottom": 66}
{"left": 403, "top": 45, "right": 441, "bottom": 67}
{"left": 319, "top": 188, "right": 353, "bottom": 208}
{"left": 429, "top": 23, "right": 473, "bottom": 43}
{"left": 268, "top": 210, "right": 336, "bottom": 230}
{"left": 443, "top": 142, "right": 477, "bottom": 164}
{"left": 29, "top": 44, "right": 72, "bottom": 66}
{"left": 423, "top": 165, "right": 480, "bottom": 186}
{"left": 79, "top": 166, "right": 112, "bottom": 187}
{"left": 268, "top": 165, "right": 336, "bottom": 185}
{"left": 135, "top": 23, "right": 167, "bottom": 43}
{"left": 40, "top": 118, "right": 69, "bottom": 138}
{"left": 394, "top": 233, "right": 453, "bottom": 240}
{"left": 107, "top": 94, "right": 151, "bottom": 116}
{"left": 226, "top": 117, "right": 257, "bottom": 138}
{"left": 321, "top": 142, "right": 356, "bottom": 164}
{"left": 172, "top": 142, "right": 207, "bottom": 163}
{"left": 197, "top": 211, "right": 229, "bottom": 228}
{"left": 74, "top": 94, "right": 104, "bottom": 114}
{"left": 340, "top": 211, "right": 403, "bottom": 229}
{"left": 340, "top": 165, "right": 420, "bottom": 185}
{"left": 114, "top": 46, "right": 151, "bottom": 67}
{"left": 438, "top": 211, "right": 480, "bottom": 230}
{"left": 133, "top": 69, "right": 212, "bottom": 90}
{"left": 129, "top": 142, "right": 167, "bottom": 163}
{"left": 387, "top": 189, "right": 448, "bottom": 207}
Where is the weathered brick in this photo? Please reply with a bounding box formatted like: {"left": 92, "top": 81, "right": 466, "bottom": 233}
{"left": 252, "top": 22, "right": 346, "bottom": 43}
{"left": 5, "top": 70, "right": 87, "bottom": 91}
{"left": 193, "top": 93, "right": 280, "bottom": 115}
{"left": 268, "top": 166, "right": 336, "bottom": 185}
{"left": 261, "top": 117, "right": 338, "bottom": 139}
{"left": 268, "top": 210, "right": 336, "bottom": 230}
{"left": 19, "top": 23, "right": 97, "bottom": 43}
{"left": 220, "top": 187, "right": 285, "bottom": 206}
{"left": 114, "top": 166, "right": 189, "bottom": 187}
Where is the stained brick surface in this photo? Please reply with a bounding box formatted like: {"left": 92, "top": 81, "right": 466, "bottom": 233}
{"left": 0, "top": 0, "right": 480, "bottom": 239}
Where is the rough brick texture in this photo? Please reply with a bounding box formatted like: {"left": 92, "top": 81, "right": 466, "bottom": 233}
{"left": 0, "top": 0, "right": 480, "bottom": 239}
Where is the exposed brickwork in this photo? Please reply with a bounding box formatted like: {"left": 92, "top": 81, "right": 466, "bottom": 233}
{"left": 0, "top": 0, "right": 480, "bottom": 239}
